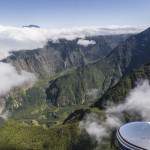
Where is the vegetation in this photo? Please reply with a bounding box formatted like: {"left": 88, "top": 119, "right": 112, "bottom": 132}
{"left": 46, "top": 61, "right": 114, "bottom": 107}
{"left": 0, "top": 120, "right": 80, "bottom": 150}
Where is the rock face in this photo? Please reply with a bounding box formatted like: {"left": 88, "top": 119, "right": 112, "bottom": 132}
{"left": 63, "top": 109, "right": 90, "bottom": 124}
{"left": 106, "top": 27, "right": 150, "bottom": 76}
{"left": 2, "top": 34, "right": 130, "bottom": 78}
{"left": 3, "top": 47, "right": 66, "bottom": 78}
{"left": 94, "top": 63, "right": 150, "bottom": 108}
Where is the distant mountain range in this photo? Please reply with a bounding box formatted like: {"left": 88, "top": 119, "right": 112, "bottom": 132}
{"left": 22, "top": 25, "right": 40, "bottom": 28}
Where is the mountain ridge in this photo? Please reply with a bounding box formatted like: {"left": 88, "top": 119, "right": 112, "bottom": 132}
{"left": 2, "top": 34, "right": 131, "bottom": 78}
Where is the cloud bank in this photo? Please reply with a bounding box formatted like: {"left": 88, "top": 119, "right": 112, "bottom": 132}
{"left": 0, "top": 25, "right": 146, "bottom": 59}
{"left": 0, "top": 62, "right": 36, "bottom": 96}
{"left": 80, "top": 80, "right": 150, "bottom": 144}
{"left": 77, "top": 39, "right": 96, "bottom": 47}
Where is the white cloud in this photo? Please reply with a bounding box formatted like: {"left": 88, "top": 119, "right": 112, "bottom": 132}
{"left": 109, "top": 80, "right": 150, "bottom": 121}
{"left": 0, "top": 25, "right": 146, "bottom": 59}
{"left": 77, "top": 39, "right": 96, "bottom": 47}
{"left": 79, "top": 113, "right": 108, "bottom": 143}
{"left": 79, "top": 113, "right": 122, "bottom": 143}
{"left": 0, "top": 62, "right": 36, "bottom": 96}
{"left": 80, "top": 80, "right": 150, "bottom": 144}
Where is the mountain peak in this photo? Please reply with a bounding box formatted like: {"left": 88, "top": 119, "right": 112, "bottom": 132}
{"left": 22, "top": 25, "right": 40, "bottom": 28}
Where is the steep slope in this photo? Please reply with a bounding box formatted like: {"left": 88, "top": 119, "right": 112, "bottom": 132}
{"left": 46, "top": 60, "right": 118, "bottom": 107}
{"left": 2, "top": 34, "right": 130, "bottom": 78}
{"left": 106, "top": 27, "right": 150, "bottom": 76}
{"left": 94, "top": 63, "right": 150, "bottom": 108}
{"left": 92, "top": 27, "right": 150, "bottom": 108}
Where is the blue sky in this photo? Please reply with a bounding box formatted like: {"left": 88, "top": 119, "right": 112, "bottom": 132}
{"left": 0, "top": 0, "right": 149, "bottom": 27}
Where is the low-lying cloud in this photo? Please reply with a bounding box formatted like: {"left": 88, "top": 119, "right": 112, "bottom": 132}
{"left": 80, "top": 79, "right": 150, "bottom": 144}
{"left": 0, "top": 62, "right": 36, "bottom": 96}
{"left": 79, "top": 114, "right": 108, "bottom": 142}
{"left": 79, "top": 113, "right": 122, "bottom": 143}
{"left": 0, "top": 25, "right": 146, "bottom": 59}
{"left": 108, "top": 80, "right": 150, "bottom": 120}
{"left": 77, "top": 39, "right": 96, "bottom": 47}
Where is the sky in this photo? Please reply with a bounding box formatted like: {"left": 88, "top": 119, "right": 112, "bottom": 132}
{"left": 0, "top": 0, "right": 149, "bottom": 28}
